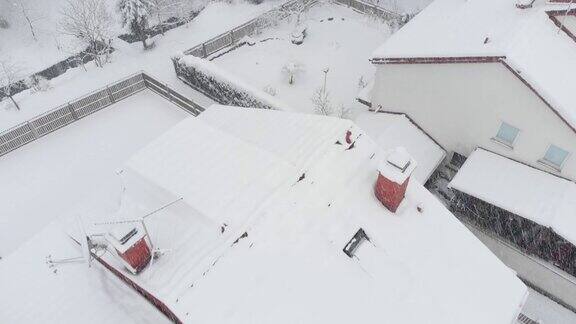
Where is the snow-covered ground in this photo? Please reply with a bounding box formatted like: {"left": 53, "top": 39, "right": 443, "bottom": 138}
{"left": 0, "top": 0, "right": 284, "bottom": 131}
{"left": 212, "top": 2, "right": 391, "bottom": 116}
{"left": 0, "top": 90, "right": 188, "bottom": 258}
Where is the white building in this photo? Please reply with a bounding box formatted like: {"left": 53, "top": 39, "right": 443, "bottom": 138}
{"left": 366, "top": 0, "right": 576, "bottom": 181}
{"left": 1, "top": 106, "right": 526, "bottom": 323}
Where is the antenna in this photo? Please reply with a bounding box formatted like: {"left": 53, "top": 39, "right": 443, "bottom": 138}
{"left": 77, "top": 215, "right": 92, "bottom": 268}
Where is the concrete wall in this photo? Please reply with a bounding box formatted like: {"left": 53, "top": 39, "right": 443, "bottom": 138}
{"left": 371, "top": 62, "right": 576, "bottom": 180}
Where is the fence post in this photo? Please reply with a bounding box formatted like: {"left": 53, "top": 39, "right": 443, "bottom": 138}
{"left": 202, "top": 44, "right": 207, "bottom": 58}
{"left": 68, "top": 102, "right": 79, "bottom": 120}
{"left": 230, "top": 30, "right": 235, "bottom": 44}
{"left": 27, "top": 121, "right": 40, "bottom": 139}
{"left": 165, "top": 84, "right": 172, "bottom": 102}
{"left": 106, "top": 86, "right": 115, "bottom": 103}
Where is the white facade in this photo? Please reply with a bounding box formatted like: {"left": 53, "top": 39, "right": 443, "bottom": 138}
{"left": 371, "top": 61, "right": 576, "bottom": 180}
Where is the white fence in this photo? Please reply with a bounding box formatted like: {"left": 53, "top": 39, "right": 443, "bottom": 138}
{"left": 183, "top": 0, "right": 401, "bottom": 58}
{"left": 0, "top": 72, "right": 204, "bottom": 157}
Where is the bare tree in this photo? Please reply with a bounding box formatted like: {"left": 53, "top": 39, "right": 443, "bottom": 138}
{"left": 311, "top": 86, "right": 333, "bottom": 116}
{"left": 60, "top": 0, "right": 113, "bottom": 68}
{"left": 0, "top": 59, "right": 24, "bottom": 111}
{"left": 14, "top": 0, "right": 43, "bottom": 41}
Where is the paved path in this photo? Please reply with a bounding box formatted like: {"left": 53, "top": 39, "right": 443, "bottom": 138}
{"left": 463, "top": 221, "right": 576, "bottom": 311}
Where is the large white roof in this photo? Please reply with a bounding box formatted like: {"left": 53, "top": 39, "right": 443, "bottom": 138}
{"left": 372, "top": 0, "right": 576, "bottom": 130}
{"left": 449, "top": 148, "right": 576, "bottom": 245}
{"left": 1, "top": 107, "right": 527, "bottom": 323}
{"left": 120, "top": 106, "right": 525, "bottom": 323}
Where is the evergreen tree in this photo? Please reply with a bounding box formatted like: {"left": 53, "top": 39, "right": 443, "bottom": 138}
{"left": 118, "top": 0, "right": 155, "bottom": 49}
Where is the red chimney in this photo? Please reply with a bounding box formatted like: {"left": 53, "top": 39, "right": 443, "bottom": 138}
{"left": 374, "top": 147, "right": 417, "bottom": 213}
{"left": 107, "top": 227, "right": 152, "bottom": 273}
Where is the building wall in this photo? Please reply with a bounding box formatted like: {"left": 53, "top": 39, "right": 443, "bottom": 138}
{"left": 371, "top": 62, "right": 576, "bottom": 180}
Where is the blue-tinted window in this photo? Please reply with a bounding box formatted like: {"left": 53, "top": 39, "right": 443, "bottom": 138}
{"left": 543, "top": 145, "right": 569, "bottom": 168}
{"left": 495, "top": 122, "right": 520, "bottom": 146}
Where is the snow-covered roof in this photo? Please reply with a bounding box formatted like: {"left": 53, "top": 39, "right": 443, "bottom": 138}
{"left": 354, "top": 112, "right": 446, "bottom": 183}
{"left": 1, "top": 106, "right": 526, "bottom": 323}
{"left": 449, "top": 148, "right": 576, "bottom": 245}
{"left": 372, "top": 0, "right": 576, "bottom": 130}
{"left": 120, "top": 106, "right": 526, "bottom": 323}
{"left": 0, "top": 219, "right": 169, "bottom": 323}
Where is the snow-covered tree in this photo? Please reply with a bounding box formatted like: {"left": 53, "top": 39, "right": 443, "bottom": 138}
{"left": 263, "top": 85, "right": 277, "bottom": 96}
{"left": 26, "top": 75, "right": 51, "bottom": 92}
{"left": 60, "top": 0, "right": 113, "bottom": 68}
{"left": 282, "top": 61, "right": 303, "bottom": 85}
{"left": 118, "top": 0, "right": 155, "bottom": 49}
{"left": 0, "top": 59, "right": 24, "bottom": 111}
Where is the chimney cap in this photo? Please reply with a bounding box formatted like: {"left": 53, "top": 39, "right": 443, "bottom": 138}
{"left": 378, "top": 147, "right": 417, "bottom": 184}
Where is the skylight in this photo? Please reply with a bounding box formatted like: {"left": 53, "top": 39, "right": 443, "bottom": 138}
{"left": 343, "top": 228, "right": 370, "bottom": 258}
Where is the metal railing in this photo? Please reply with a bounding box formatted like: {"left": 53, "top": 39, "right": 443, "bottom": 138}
{"left": 183, "top": 0, "right": 401, "bottom": 59}
{"left": 0, "top": 72, "right": 204, "bottom": 157}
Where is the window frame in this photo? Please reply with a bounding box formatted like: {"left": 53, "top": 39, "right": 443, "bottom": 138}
{"left": 539, "top": 144, "right": 570, "bottom": 171}
{"left": 492, "top": 121, "right": 520, "bottom": 149}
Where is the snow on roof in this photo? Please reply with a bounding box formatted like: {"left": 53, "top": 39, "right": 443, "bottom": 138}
{"left": 2, "top": 107, "right": 526, "bottom": 323}
{"left": 378, "top": 146, "right": 418, "bottom": 184}
{"left": 114, "top": 106, "right": 526, "bottom": 323}
{"left": 0, "top": 219, "right": 169, "bottom": 323}
{"left": 449, "top": 148, "right": 576, "bottom": 245}
{"left": 372, "top": 0, "right": 576, "bottom": 129}
{"left": 354, "top": 112, "right": 446, "bottom": 183}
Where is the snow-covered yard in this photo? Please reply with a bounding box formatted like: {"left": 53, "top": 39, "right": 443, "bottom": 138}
{"left": 212, "top": 2, "right": 391, "bottom": 116}
{"left": 0, "top": 0, "right": 285, "bottom": 131}
{"left": 0, "top": 90, "right": 188, "bottom": 258}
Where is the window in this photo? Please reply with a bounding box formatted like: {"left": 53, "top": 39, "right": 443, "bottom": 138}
{"left": 541, "top": 144, "right": 570, "bottom": 170}
{"left": 493, "top": 122, "right": 520, "bottom": 147}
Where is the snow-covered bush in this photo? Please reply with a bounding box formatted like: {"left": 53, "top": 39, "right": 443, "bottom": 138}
{"left": 0, "top": 16, "right": 9, "bottom": 29}
{"left": 242, "top": 36, "right": 256, "bottom": 46}
{"left": 174, "top": 55, "right": 290, "bottom": 111}
{"left": 281, "top": 61, "right": 303, "bottom": 85}
{"left": 263, "top": 85, "right": 277, "bottom": 96}
{"left": 358, "top": 75, "right": 368, "bottom": 89}
{"left": 26, "top": 75, "right": 51, "bottom": 92}
{"left": 290, "top": 24, "right": 306, "bottom": 45}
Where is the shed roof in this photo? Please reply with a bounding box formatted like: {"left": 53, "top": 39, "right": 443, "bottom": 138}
{"left": 449, "top": 148, "right": 576, "bottom": 245}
